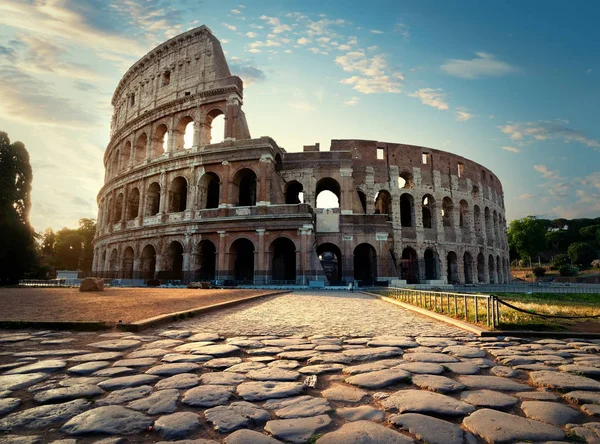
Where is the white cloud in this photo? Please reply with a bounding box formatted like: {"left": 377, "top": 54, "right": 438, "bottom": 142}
{"left": 395, "top": 23, "right": 410, "bottom": 38}
{"left": 284, "top": 49, "right": 292, "bottom": 53}
{"left": 231, "top": 9, "right": 241, "bottom": 14}
{"left": 335, "top": 51, "right": 403, "bottom": 94}
{"left": 338, "top": 44, "right": 351, "bottom": 51}
{"left": 517, "top": 193, "right": 534, "bottom": 200}
{"left": 499, "top": 120, "right": 600, "bottom": 148}
{"left": 222, "top": 23, "right": 237, "bottom": 31}
{"left": 245, "top": 32, "right": 258, "bottom": 38}
{"left": 408, "top": 88, "right": 449, "bottom": 110}
{"left": 501, "top": 146, "right": 520, "bottom": 153}
{"left": 456, "top": 109, "right": 474, "bottom": 121}
{"left": 259, "top": 15, "right": 292, "bottom": 33}
{"left": 297, "top": 37, "right": 311, "bottom": 45}
{"left": 344, "top": 97, "right": 359, "bottom": 106}
{"left": 586, "top": 68, "right": 592, "bottom": 73}
{"left": 534, "top": 164, "right": 560, "bottom": 179}
{"left": 441, "top": 52, "right": 516, "bottom": 79}
{"left": 370, "top": 29, "right": 384, "bottom": 34}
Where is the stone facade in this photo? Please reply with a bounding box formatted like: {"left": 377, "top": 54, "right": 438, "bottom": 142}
{"left": 92, "top": 25, "right": 509, "bottom": 286}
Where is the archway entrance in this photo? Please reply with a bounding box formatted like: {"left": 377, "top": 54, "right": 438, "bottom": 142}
{"left": 463, "top": 252, "right": 473, "bottom": 284}
{"left": 477, "top": 253, "right": 485, "bottom": 283}
{"left": 122, "top": 247, "right": 134, "bottom": 279}
{"left": 167, "top": 241, "right": 184, "bottom": 281}
{"left": 141, "top": 245, "right": 156, "bottom": 280}
{"left": 231, "top": 238, "right": 255, "bottom": 282}
{"left": 195, "top": 240, "right": 216, "bottom": 281}
{"left": 424, "top": 249, "right": 439, "bottom": 280}
{"left": 354, "top": 243, "right": 377, "bottom": 286}
{"left": 316, "top": 243, "right": 342, "bottom": 285}
{"left": 270, "top": 238, "right": 296, "bottom": 282}
{"left": 447, "top": 251, "right": 459, "bottom": 284}
{"left": 401, "top": 248, "right": 419, "bottom": 284}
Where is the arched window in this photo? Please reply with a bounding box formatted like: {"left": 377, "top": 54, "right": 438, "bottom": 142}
{"left": 422, "top": 195, "right": 435, "bottom": 229}
{"left": 111, "top": 151, "right": 120, "bottom": 177}
{"left": 174, "top": 116, "right": 194, "bottom": 150}
{"left": 114, "top": 193, "right": 124, "bottom": 223}
{"left": 285, "top": 181, "right": 304, "bottom": 204}
{"left": 122, "top": 247, "right": 134, "bottom": 279}
{"left": 135, "top": 133, "right": 148, "bottom": 163}
{"left": 356, "top": 190, "right": 367, "bottom": 214}
{"left": 201, "top": 109, "right": 225, "bottom": 145}
{"left": 141, "top": 244, "right": 156, "bottom": 280}
{"left": 474, "top": 205, "right": 483, "bottom": 241}
{"left": 153, "top": 124, "right": 168, "bottom": 157}
{"left": 477, "top": 253, "right": 485, "bottom": 283}
{"left": 374, "top": 190, "right": 392, "bottom": 219}
{"left": 230, "top": 238, "right": 255, "bottom": 282}
{"left": 459, "top": 200, "right": 468, "bottom": 227}
{"left": 232, "top": 169, "right": 257, "bottom": 207}
{"left": 488, "top": 254, "right": 496, "bottom": 284}
{"left": 127, "top": 188, "right": 140, "bottom": 220}
{"left": 424, "top": 249, "right": 439, "bottom": 280}
{"left": 166, "top": 241, "right": 184, "bottom": 281}
{"left": 442, "top": 197, "right": 454, "bottom": 227}
{"left": 398, "top": 171, "right": 413, "bottom": 189}
{"left": 198, "top": 173, "right": 220, "bottom": 209}
{"left": 168, "top": 177, "right": 188, "bottom": 212}
{"left": 400, "top": 194, "right": 414, "bottom": 227}
{"left": 315, "top": 177, "right": 341, "bottom": 209}
{"left": 121, "top": 141, "right": 131, "bottom": 170}
{"left": 271, "top": 238, "right": 296, "bottom": 282}
{"left": 146, "top": 182, "right": 161, "bottom": 216}
{"left": 485, "top": 207, "right": 492, "bottom": 239}
{"left": 401, "top": 247, "right": 419, "bottom": 284}
{"left": 194, "top": 240, "right": 216, "bottom": 281}
{"left": 463, "top": 252, "right": 473, "bottom": 284}
{"left": 447, "top": 251, "right": 459, "bottom": 284}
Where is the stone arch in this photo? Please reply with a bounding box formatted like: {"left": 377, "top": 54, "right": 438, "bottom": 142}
{"left": 459, "top": 200, "right": 469, "bottom": 228}
{"left": 108, "top": 248, "right": 118, "bottom": 274}
{"left": 400, "top": 193, "right": 415, "bottom": 227}
{"left": 424, "top": 248, "right": 440, "bottom": 280}
{"left": 354, "top": 243, "right": 377, "bottom": 285}
{"left": 496, "top": 254, "right": 502, "bottom": 284}
{"left": 146, "top": 182, "right": 161, "bottom": 216}
{"left": 135, "top": 132, "right": 148, "bottom": 163}
{"left": 175, "top": 115, "right": 194, "bottom": 150}
{"left": 121, "top": 247, "right": 134, "bottom": 279}
{"left": 398, "top": 171, "right": 413, "bottom": 189}
{"left": 270, "top": 237, "right": 296, "bottom": 282}
{"left": 127, "top": 187, "right": 140, "bottom": 220}
{"left": 488, "top": 254, "right": 496, "bottom": 284}
{"left": 316, "top": 177, "right": 341, "bottom": 209}
{"left": 232, "top": 168, "right": 257, "bottom": 207}
{"left": 121, "top": 141, "right": 131, "bottom": 170}
{"left": 493, "top": 210, "right": 499, "bottom": 242}
{"left": 442, "top": 197, "right": 454, "bottom": 227}
{"left": 194, "top": 240, "right": 216, "bottom": 281}
{"left": 140, "top": 244, "right": 156, "bottom": 280}
{"left": 111, "top": 150, "right": 120, "bottom": 177}
{"left": 356, "top": 189, "right": 367, "bottom": 214}
{"left": 114, "top": 193, "right": 124, "bottom": 223}
{"left": 477, "top": 252, "right": 485, "bottom": 283}
{"left": 474, "top": 205, "right": 483, "bottom": 242}
{"left": 106, "top": 197, "right": 114, "bottom": 226}
{"left": 202, "top": 108, "right": 225, "bottom": 145}
{"left": 165, "top": 241, "right": 184, "bottom": 281}
{"left": 100, "top": 250, "right": 107, "bottom": 273}
{"left": 422, "top": 194, "right": 436, "bottom": 229}
{"left": 168, "top": 176, "right": 188, "bottom": 212}
{"left": 463, "top": 252, "right": 473, "bottom": 284}
{"left": 485, "top": 207, "right": 493, "bottom": 240}
{"left": 447, "top": 251, "right": 459, "bottom": 284}
{"left": 285, "top": 181, "right": 304, "bottom": 205}
{"left": 472, "top": 185, "right": 479, "bottom": 200}
{"left": 401, "top": 247, "right": 419, "bottom": 284}
{"left": 230, "top": 238, "right": 255, "bottom": 282}
{"left": 316, "top": 243, "right": 342, "bottom": 284}
{"left": 374, "top": 190, "right": 392, "bottom": 219}
{"left": 198, "top": 172, "right": 220, "bottom": 209}
{"left": 152, "top": 123, "right": 169, "bottom": 157}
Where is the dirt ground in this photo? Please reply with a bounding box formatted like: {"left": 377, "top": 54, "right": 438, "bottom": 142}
{"left": 0, "top": 287, "right": 274, "bottom": 324}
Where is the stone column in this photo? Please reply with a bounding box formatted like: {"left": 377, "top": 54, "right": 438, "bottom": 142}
{"left": 340, "top": 168, "right": 353, "bottom": 215}
{"left": 217, "top": 231, "right": 227, "bottom": 281}
{"left": 342, "top": 235, "right": 353, "bottom": 284}
{"left": 167, "top": 115, "right": 176, "bottom": 153}
{"left": 220, "top": 161, "right": 230, "bottom": 207}
{"left": 256, "top": 229, "right": 266, "bottom": 284}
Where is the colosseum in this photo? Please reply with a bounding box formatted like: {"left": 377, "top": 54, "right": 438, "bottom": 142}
{"left": 92, "top": 25, "right": 510, "bottom": 287}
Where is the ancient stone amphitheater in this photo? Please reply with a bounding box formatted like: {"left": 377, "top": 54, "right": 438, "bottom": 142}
{"left": 92, "top": 25, "right": 509, "bottom": 286}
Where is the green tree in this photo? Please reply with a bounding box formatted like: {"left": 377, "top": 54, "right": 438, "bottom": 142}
{"left": 0, "top": 132, "right": 38, "bottom": 284}
{"left": 597, "top": 228, "right": 600, "bottom": 245}
{"left": 54, "top": 228, "right": 85, "bottom": 270}
{"left": 580, "top": 225, "right": 600, "bottom": 240}
{"left": 545, "top": 230, "right": 572, "bottom": 252}
{"left": 507, "top": 216, "right": 547, "bottom": 268}
{"left": 77, "top": 218, "right": 96, "bottom": 272}
{"left": 568, "top": 242, "right": 598, "bottom": 267}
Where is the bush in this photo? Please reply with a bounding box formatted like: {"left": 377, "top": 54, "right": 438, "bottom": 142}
{"left": 568, "top": 242, "right": 598, "bottom": 267}
{"left": 559, "top": 264, "right": 579, "bottom": 277}
{"left": 592, "top": 259, "right": 600, "bottom": 269}
{"left": 532, "top": 266, "right": 546, "bottom": 278}
{"left": 552, "top": 253, "right": 570, "bottom": 268}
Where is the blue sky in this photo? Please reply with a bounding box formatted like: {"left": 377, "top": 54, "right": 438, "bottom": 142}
{"left": 0, "top": 0, "right": 598, "bottom": 231}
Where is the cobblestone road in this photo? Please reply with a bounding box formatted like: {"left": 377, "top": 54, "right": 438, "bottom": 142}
{"left": 174, "top": 291, "right": 469, "bottom": 337}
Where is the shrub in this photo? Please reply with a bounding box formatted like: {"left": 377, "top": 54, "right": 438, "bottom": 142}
{"left": 559, "top": 264, "right": 579, "bottom": 277}
{"left": 592, "top": 259, "right": 600, "bottom": 269}
{"left": 568, "top": 242, "right": 598, "bottom": 267}
{"left": 532, "top": 266, "right": 546, "bottom": 278}
{"left": 552, "top": 253, "right": 570, "bottom": 268}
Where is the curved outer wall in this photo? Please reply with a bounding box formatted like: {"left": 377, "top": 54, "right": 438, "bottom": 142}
{"left": 93, "top": 26, "right": 509, "bottom": 286}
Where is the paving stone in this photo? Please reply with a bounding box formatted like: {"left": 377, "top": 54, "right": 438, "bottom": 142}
{"left": 314, "top": 345, "right": 343, "bottom": 352}
{"left": 263, "top": 338, "right": 310, "bottom": 347}
{"left": 13, "top": 349, "right": 88, "bottom": 358}
{"left": 0, "top": 399, "right": 90, "bottom": 431}
{"left": 277, "top": 350, "right": 319, "bottom": 360}
{"left": 390, "top": 412, "right": 467, "bottom": 444}
{"left": 0, "top": 398, "right": 20, "bottom": 415}
{"left": 456, "top": 375, "right": 530, "bottom": 391}
{"left": 187, "top": 332, "right": 222, "bottom": 342}
{"left": 416, "top": 338, "right": 458, "bottom": 347}
{"left": 227, "top": 338, "right": 265, "bottom": 348}
{"left": 237, "top": 381, "right": 304, "bottom": 401}
{"left": 283, "top": 344, "right": 316, "bottom": 351}
{"left": 581, "top": 404, "right": 600, "bottom": 416}
{"left": 264, "top": 414, "right": 331, "bottom": 443}
{"left": 367, "top": 336, "right": 418, "bottom": 348}
{"left": 442, "top": 345, "right": 486, "bottom": 358}
{"left": 174, "top": 341, "right": 216, "bottom": 352}
{"left": 192, "top": 344, "right": 240, "bottom": 356}
{"left": 226, "top": 361, "right": 267, "bottom": 373}
{"left": 513, "top": 363, "right": 557, "bottom": 371}
{"left": 516, "top": 391, "right": 559, "bottom": 401}
{"left": 337, "top": 405, "right": 383, "bottom": 421}
{"left": 162, "top": 354, "right": 212, "bottom": 363}
{"left": 3, "top": 360, "right": 67, "bottom": 374}
{"left": 250, "top": 356, "right": 276, "bottom": 363}
{"left": 67, "top": 361, "right": 111, "bottom": 375}
{"left": 69, "top": 352, "right": 122, "bottom": 362}
{"left": 316, "top": 420, "right": 413, "bottom": 444}
{"left": 127, "top": 348, "right": 171, "bottom": 358}
{"left": 395, "top": 362, "right": 445, "bottom": 374}
{"left": 459, "top": 389, "right": 518, "bottom": 408}
{"left": 154, "top": 412, "right": 200, "bottom": 440}
{"left": 308, "top": 353, "right": 352, "bottom": 364}
{"left": 159, "top": 330, "right": 192, "bottom": 339}
{"left": 0, "top": 334, "right": 33, "bottom": 343}
{"left": 128, "top": 389, "right": 179, "bottom": 414}
{"left": 224, "top": 429, "right": 283, "bottom": 443}
{"left": 321, "top": 383, "right": 367, "bottom": 403}
{"left": 463, "top": 408, "right": 565, "bottom": 443}
{"left": 204, "top": 401, "right": 270, "bottom": 433}
{"left": 297, "top": 364, "right": 344, "bottom": 375}
{"left": 0, "top": 390, "right": 10, "bottom": 398}
{"left": 140, "top": 339, "right": 184, "bottom": 349}
{"left": 343, "top": 347, "right": 404, "bottom": 361}
{"left": 247, "top": 347, "right": 284, "bottom": 355}
{"left": 247, "top": 368, "right": 300, "bottom": 381}
{"left": 33, "top": 384, "right": 105, "bottom": 403}
{"left": 113, "top": 358, "right": 157, "bottom": 367}
{"left": 97, "top": 374, "right": 159, "bottom": 390}
{"left": 96, "top": 385, "right": 154, "bottom": 405}
{"left": 0, "top": 373, "right": 48, "bottom": 391}
{"left": 530, "top": 370, "right": 600, "bottom": 391}
{"left": 200, "top": 372, "right": 246, "bottom": 386}
{"left": 521, "top": 400, "right": 581, "bottom": 426}
{"left": 559, "top": 364, "right": 600, "bottom": 376}
{"left": 59, "top": 376, "right": 106, "bottom": 387}
{"left": 411, "top": 375, "right": 465, "bottom": 393}
{"left": 490, "top": 366, "right": 518, "bottom": 377}
{"left": 156, "top": 373, "right": 199, "bottom": 390}
{"left": 204, "top": 357, "right": 243, "bottom": 369}
{"left": 382, "top": 389, "right": 475, "bottom": 416}
{"left": 182, "top": 385, "right": 233, "bottom": 407}
{"left": 61, "top": 405, "right": 152, "bottom": 435}
{"left": 442, "top": 362, "right": 481, "bottom": 374}
{"left": 567, "top": 426, "right": 599, "bottom": 442}
{"left": 343, "top": 359, "right": 405, "bottom": 375}
{"left": 403, "top": 353, "right": 459, "bottom": 363}
{"left": 264, "top": 396, "right": 331, "bottom": 419}
{"left": 0, "top": 435, "right": 41, "bottom": 444}
{"left": 145, "top": 363, "right": 200, "bottom": 376}
{"left": 345, "top": 368, "right": 410, "bottom": 389}
{"left": 92, "top": 366, "right": 136, "bottom": 377}
{"left": 87, "top": 340, "right": 141, "bottom": 350}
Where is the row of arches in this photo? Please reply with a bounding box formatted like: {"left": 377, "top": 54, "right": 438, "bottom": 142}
{"left": 107, "top": 112, "right": 225, "bottom": 179}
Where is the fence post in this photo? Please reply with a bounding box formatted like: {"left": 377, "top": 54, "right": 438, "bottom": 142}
{"left": 454, "top": 294, "right": 457, "bottom": 316}
{"left": 486, "top": 296, "right": 490, "bottom": 327}
{"left": 474, "top": 295, "right": 478, "bottom": 323}
{"left": 463, "top": 295, "right": 467, "bottom": 320}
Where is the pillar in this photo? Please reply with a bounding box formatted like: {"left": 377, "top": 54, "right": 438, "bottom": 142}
{"left": 256, "top": 229, "right": 266, "bottom": 284}
{"left": 217, "top": 231, "right": 227, "bottom": 281}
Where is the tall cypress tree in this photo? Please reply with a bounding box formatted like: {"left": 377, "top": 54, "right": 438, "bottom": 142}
{"left": 0, "top": 131, "right": 38, "bottom": 284}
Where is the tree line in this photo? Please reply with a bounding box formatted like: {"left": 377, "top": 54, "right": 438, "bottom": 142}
{"left": 0, "top": 131, "right": 96, "bottom": 285}
{"left": 508, "top": 215, "right": 600, "bottom": 275}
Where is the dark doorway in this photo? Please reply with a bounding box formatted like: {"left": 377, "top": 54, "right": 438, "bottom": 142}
{"left": 316, "top": 243, "right": 342, "bottom": 284}
{"left": 231, "top": 238, "right": 255, "bottom": 282}
{"left": 271, "top": 238, "right": 296, "bottom": 282}
{"left": 354, "top": 243, "right": 377, "bottom": 285}
{"left": 401, "top": 248, "right": 419, "bottom": 284}
{"left": 195, "top": 240, "right": 216, "bottom": 281}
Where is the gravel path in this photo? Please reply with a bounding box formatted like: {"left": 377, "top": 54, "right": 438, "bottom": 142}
{"left": 174, "top": 291, "right": 469, "bottom": 337}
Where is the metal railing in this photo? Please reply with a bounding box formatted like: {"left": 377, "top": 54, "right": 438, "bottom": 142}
{"left": 381, "top": 287, "right": 499, "bottom": 328}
